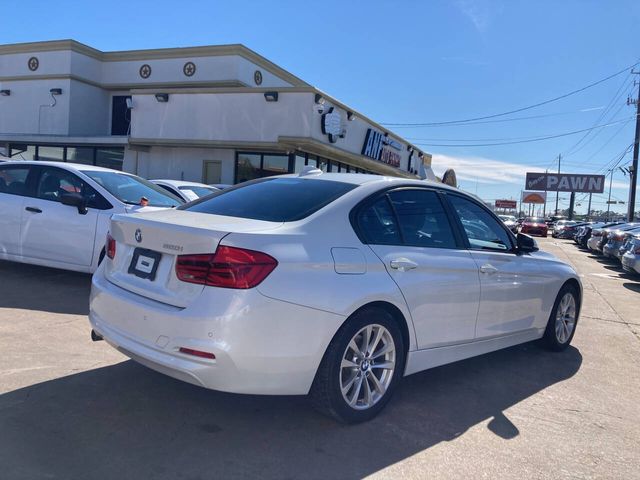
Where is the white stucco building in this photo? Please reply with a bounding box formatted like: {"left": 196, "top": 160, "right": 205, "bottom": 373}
{"left": 0, "top": 40, "right": 434, "bottom": 184}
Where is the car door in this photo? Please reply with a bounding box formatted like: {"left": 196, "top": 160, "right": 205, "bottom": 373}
{"left": 0, "top": 164, "right": 33, "bottom": 256}
{"left": 445, "top": 193, "right": 548, "bottom": 338}
{"left": 357, "top": 188, "right": 481, "bottom": 349}
{"left": 20, "top": 166, "right": 100, "bottom": 267}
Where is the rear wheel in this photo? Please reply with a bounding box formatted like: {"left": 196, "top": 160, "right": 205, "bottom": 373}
{"left": 541, "top": 284, "right": 579, "bottom": 351}
{"left": 309, "top": 307, "right": 405, "bottom": 423}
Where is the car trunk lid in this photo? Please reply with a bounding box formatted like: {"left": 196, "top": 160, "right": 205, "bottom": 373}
{"left": 104, "top": 209, "right": 282, "bottom": 307}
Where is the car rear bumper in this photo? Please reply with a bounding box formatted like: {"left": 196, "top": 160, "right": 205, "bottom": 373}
{"left": 89, "top": 266, "right": 345, "bottom": 395}
{"left": 622, "top": 254, "right": 640, "bottom": 274}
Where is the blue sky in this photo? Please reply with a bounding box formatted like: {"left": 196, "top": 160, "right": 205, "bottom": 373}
{"left": 4, "top": 0, "right": 640, "bottom": 214}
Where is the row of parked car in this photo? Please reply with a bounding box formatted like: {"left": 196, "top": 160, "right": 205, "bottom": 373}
{"left": 570, "top": 220, "right": 640, "bottom": 275}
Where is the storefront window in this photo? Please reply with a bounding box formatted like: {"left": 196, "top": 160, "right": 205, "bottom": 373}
{"left": 262, "top": 155, "right": 289, "bottom": 177}
{"left": 318, "top": 158, "right": 328, "bottom": 172}
{"left": 236, "top": 153, "right": 261, "bottom": 183}
{"left": 294, "top": 154, "right": 306, "bottom": 173}
{"left": 307, "top": 155, "right": 318, "bottom": 168}
{"left": 66, "top": 147, "right": 94, "bottom": 165}
{"left": 96, "top": 148, "right": 124, "bottom": 170}
{"left": 9, "top": 144, "right": 37, "bottom": 160}
{"left": 37, "top": 146, "right": 64, "bottom": 161}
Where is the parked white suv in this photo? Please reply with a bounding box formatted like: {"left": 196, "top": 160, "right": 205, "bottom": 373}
{"left": 89, "top": 171, "right": 581, "bottom": 423}
{"left": 0, "top": 161, "right": 182, "bottom": 273}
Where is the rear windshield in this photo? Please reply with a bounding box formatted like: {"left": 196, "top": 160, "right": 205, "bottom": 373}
{"left": 82, "top": 171, "right": 182, "bottom": 207}
{"left": 182, "top": 177, "right": 357, "bottom": 221}
{"left": 178, "top": 185, "right": 219, "bottom": 197}
{"left": 525, "top": 217, "right": 545, "bottom": 222}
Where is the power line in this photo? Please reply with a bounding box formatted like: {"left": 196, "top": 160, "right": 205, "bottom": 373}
{"left": 381, "top": 61, "right": 639, "bottom": 127}
{"left": 561, "top": 74, "right": 634, "bottom": 157}
{"left": 411, "top": 116, "right": 637, "bottom": 147}
{"left": 384, "top": 107, "right": 606, "bottom": 128}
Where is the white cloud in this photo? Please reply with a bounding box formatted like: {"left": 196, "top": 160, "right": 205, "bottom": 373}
{"left": 431, "top": 153, "right": 631, "bottom": 192}
{"left": 455, "top": 0, "right": 492, "bottom": 33}
{"left": 431, "top": 153, "right": 535, "bottom": 185}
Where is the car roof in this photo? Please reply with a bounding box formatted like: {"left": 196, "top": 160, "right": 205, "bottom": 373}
{"left": 151, "top": 179, "right": 215, "bottom": 188}
{"left": 0, "top": 160, "right": 126, "bottom": 173}
{"left": 278, "top": 171, "right": 458, "bottom": 191}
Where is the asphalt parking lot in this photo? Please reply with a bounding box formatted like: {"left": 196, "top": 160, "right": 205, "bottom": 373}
{"left": 1, "top": 237, "right": 639, "bottom": 480}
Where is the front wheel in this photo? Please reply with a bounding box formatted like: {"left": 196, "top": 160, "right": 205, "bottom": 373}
{"left": 541, "top": 284, "right": 580, "bottom": 351}
{"left": 309, "top": 307, "right": 405, "bottom": 423}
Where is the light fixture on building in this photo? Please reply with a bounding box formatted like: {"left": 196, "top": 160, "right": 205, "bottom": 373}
{"left": 0, "top": 89, "right": 10, "bottom": 96}
{"left": 49, "top": 88, "right": 62, "bottom": 95}
{"left": 347, "top": 111, "right": 355, "bottom": 121}
{"left": 155, "top": 93, "right": 169, "bottom": 103}
{"left": 263, "top": 91, "right": 279, "bottom": 102}
{"left": 126, "top": 98, "right": 134, "bottom": 109}
{"left": 314, "top": 94, "right": 325, "bottom": 104}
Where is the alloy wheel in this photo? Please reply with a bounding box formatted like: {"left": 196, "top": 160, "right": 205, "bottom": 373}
{"left": 339, "top": 324, "right": 396, "bottom": 410}
{"left": 555, "top": 292, "right": 576, "bottom": 344}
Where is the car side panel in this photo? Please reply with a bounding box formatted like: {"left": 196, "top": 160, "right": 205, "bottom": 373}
{"left": 223, "top": 229, "right": 418, "bottom": 351}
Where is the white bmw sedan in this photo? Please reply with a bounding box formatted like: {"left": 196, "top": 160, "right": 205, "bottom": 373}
{"left": 89, "top": 170, "right": 581, "bottom": 423}
{"left": 0, "top": 161, "right": 182, "bottom": 273}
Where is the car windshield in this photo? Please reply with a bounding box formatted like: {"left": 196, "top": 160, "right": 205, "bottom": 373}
{"left": 182, "top": 177, "right": 357, "bottom": 222}
{"left": 178, "top": 185, "right": 219, "bottom": 197}
{"left": 499, "top": 215, "right": 516, "bottom": 222}
{"left": 82, "top": 171, "right": 182, "bottom": 207}
{"left": 525, "top": 217, "right": 544, "bottom": 223}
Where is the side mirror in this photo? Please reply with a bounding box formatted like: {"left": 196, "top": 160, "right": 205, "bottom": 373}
{"left": 61, "top": 192, "right": 88, "bottom": 215}
{"left": 516, "top": 233, "right": 538, "bottom": 253}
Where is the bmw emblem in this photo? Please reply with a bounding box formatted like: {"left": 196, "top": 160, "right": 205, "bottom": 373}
{"left": 135, "top": 228, "right": 142, "bottom": 243}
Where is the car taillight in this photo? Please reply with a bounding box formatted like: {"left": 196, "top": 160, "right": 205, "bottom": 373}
{"left": 176, "top": 246, "right": 278, "bottom": 289}
{"left": 106, "top": 233, "right": 116, "bottom": 259}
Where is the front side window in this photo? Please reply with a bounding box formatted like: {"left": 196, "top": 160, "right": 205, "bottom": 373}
{"left": 82, "top": 170, "right": 182, "bottom": 207}
{"left": 388, "top": 190, "right": 456, "bottom": 249}
{"left": 0, "top": 166, "right": 30, "bottom": 196}
{"left": 36, "top": 167, "right": 112, "bottom": 209}
{"left": 448, "top": 195, "right": 513, "bottom": 251}
{"left": 37, "top": 168, "right": 83, "bottom": 201}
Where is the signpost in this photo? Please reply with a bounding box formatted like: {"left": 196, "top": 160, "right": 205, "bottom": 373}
{"left": 525, "top": 172, "right": 605, "bottom": 194}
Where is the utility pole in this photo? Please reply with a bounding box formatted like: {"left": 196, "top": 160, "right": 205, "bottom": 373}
{"left": 587, "top": 193, "right": 592, "bottom": 220}
{"left": 606, "top": 168, "right": 614, "bottom": 222}
{"left": 543, "top": 169, "right": 548, "bottom": 218}
{"left": 554, "top": 154, "right": 561, "bottom": 215}
{"left": 627, "top": 71, "right": 640, "bottom": 222}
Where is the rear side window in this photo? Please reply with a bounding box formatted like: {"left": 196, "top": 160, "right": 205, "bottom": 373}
{"left": 357, "top": 197, "right": 401, "bottom": 245}
{"left": 183, "top": 178, "right": 357, "bottom": 222}
{"left": 0, "top": 166, "right": 30, "bottom": 196}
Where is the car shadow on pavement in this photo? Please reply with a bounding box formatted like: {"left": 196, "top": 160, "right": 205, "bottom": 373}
{"left": 0, "top": 343, "right": 582, "bottom": 480}
{"left": 0, "top": 260, "right": 91, "bottom": 315}
{"left": 623, "top": 282, "right": 640, "bottom": 293}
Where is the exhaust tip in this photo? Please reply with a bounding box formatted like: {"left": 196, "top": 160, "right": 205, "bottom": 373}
{"left": 91, "top": 329, "right": 103, "bottom": 342}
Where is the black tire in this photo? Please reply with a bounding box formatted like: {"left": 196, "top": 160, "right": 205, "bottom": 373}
{"left": 541, "top": 283, "right": 580, "bottom": 351}
{"left": 309, "top": 307, "right": 405, "bottom": 424}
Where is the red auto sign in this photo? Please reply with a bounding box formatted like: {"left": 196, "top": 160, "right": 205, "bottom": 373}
{"left": 495, "top": 199, "right": 517, "bottom": 209}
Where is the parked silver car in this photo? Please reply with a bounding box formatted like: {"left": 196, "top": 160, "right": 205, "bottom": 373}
{"left": 621, "top": 234, "right": 640, "bottom": 275}
{"left": 602, "top": 225, "right": 640, "bottom": 260}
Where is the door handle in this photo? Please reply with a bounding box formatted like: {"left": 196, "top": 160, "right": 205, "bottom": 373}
{"left": 480, "top": 264, "right": 498, "bottom": 275}
{"left": 390, "top": 258, "right": 418, "bottom": 271}
{"left": 25, "top": 207, "right": 42, "bottom": 213}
